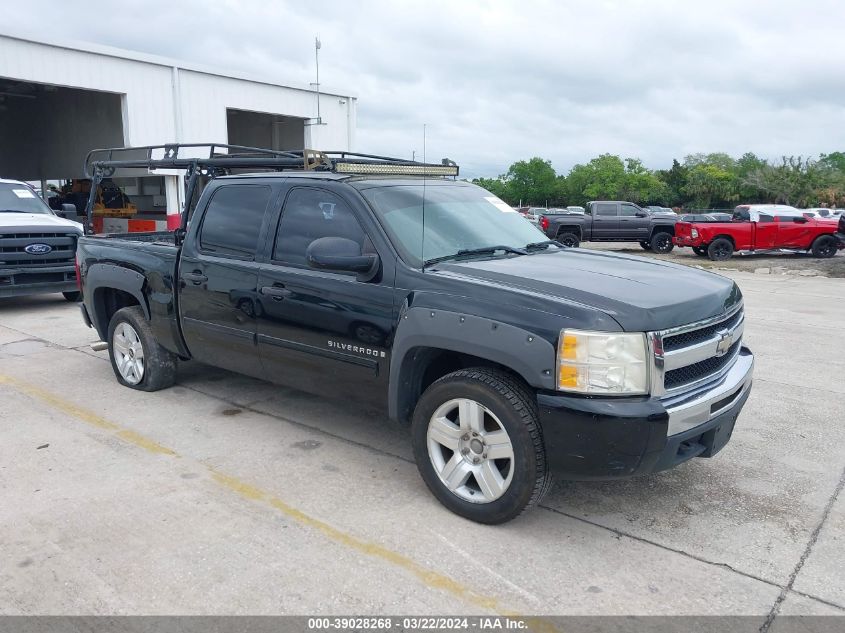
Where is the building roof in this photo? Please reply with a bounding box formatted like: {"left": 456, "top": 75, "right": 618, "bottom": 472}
{"left": 0, "top": 29, "right": 355, "bottom": 99}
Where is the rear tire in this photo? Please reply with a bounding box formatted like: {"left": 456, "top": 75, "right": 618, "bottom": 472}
{"left": 811, "top": 235, "right": 837, "bottom": 258}
{"left": 107, "top": 306, "right": 177, "bottom": 391}
{"left": 62, "top": 291, "right": 81, "bottom": 302}
{"left": 556, "top": 231, "right": 580, "bottom": 248}
{"left": 708, "top": 237, "right": 734, "bottom": 261}
{"left": 411, "top": 368, "right": 551, "bottom": 524}
{"left": 650, "top": 231, "right": 674, "bottom": 254}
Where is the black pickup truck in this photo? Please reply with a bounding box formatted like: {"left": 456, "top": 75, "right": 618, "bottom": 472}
{"left": 77, "top": 145, "right": 753, "bottom": 524}
{"left": 540, "top": 201, "right": 678, "bottom": 253}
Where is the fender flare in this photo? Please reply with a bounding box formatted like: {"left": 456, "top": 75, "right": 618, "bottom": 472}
{"left": 554, "top": 224, "right": 583, "bottom": 239}
{"left": 86, "top": 263, "right": 150, "bottom": 336}
{"left": 388, "top": 306, "right": 557, "bottom": 422}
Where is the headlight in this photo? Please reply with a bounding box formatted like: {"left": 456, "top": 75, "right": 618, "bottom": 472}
{"left": 691, "top": 228, "right": 699, "bottom": 239}
{"left": 557, "top": 329, "right": 649, "bottom": 395}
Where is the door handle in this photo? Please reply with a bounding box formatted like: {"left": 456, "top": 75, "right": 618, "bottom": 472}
{"left": 260, "top": 285, "right": 292, "bottom": 300}
{"left": 182, "top": 271, "right": 208, "bottom": 285}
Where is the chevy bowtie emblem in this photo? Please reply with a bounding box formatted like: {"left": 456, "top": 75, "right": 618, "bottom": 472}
{"left": 715, "top": 329, "right": 733, "bottom": 357}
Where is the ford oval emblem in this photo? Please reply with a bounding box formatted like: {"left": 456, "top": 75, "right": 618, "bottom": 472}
{"left": 25, "top": 243, "right": 53, "bottom": 255}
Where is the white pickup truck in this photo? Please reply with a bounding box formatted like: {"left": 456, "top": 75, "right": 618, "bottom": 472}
{"left": 0, "top": 178, "right": 84, "bottom": 301}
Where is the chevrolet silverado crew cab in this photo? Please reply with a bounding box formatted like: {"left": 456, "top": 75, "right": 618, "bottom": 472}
{"left": 540, "top": 201, "right": 678, "bottom": 253}
{"left": 76, "top": 145, "right": 754, "bottom": 524}
{"left": 674, "top": 204, "right": 844, "bottom": 260}
{"left": 1, "top": 178, "right": 84, "bottom": 300}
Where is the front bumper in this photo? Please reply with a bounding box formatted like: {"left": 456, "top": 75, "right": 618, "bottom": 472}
{"left": 0, "top": 266, "right": 78, "bottom": 298}
{"left": 834, "top": 232, "right": 845, "bottom": 246}
{"left": 536, "top": 346, "right": 753, "bottom": 479}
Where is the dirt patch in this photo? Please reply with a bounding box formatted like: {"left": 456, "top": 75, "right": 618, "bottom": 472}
{"left": 586, "top": 242, "right": 845, "bottom": 277}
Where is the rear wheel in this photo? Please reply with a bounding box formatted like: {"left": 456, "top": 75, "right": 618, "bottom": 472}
{"left": 62, "top": 291, "right": 81, "bottom": 302}
{"left": 411, "top": 368, "right": 550, "bottom": 524}
{"left": 708, "top": 238, "right": 734, "bottom": 261}
{"left": 107, "top": 306, "right": 177, "bottom": 391}
{"left": 650, "top": 231, "right": 674, "bottom": 254}
{"left": 693, "top": 246, "right": 707, "bottom": 257}
{"left": 811, "top": 235, "right": 837, "bottom": 258}
{"left": 556, "top": 231, "right": 580, "bottom": 248}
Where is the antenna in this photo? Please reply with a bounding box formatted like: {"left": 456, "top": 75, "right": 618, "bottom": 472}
{"left": 309, "top": 36, "right": 324, "bottom": 126}
{"left": 421, "top": 124, "right": 426, "bottom": 271}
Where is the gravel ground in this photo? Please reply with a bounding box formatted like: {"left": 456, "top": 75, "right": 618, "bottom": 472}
{"left": 587, "top": 241, "right": 845, "bottom": 277}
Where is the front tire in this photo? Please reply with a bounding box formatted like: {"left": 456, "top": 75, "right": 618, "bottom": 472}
{"left": 107, "top": 306, "right": 177, "bottom": 391}
{"left": 707, "top": 237, "right": 734, "bottom": 261}
{"left": 650, "top": 231, "right": 674, "bottom": 254}
{"left": 62, "top": 291, "right": 81, "bottom": 302}
{"left": 811, "top": 235, "right": 837, "bottom": 258}
{"left": 639, "top": 241, "right": 651, "bottom": 251}
{"left": 693, "top": 246, "right": 707, "bottom": 257}
{"left": 411, "top": 368, "right": 551, "bottom": 524}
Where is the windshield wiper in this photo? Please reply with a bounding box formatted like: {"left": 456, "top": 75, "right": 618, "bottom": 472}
{"left": 424, "top": 245, "right": 528, "bottom": 267}
{"left": 0, "top": 209, "right": 29, "bottom": 213}
{"left": 525, "top": 239, "right": 565, "bottom": 251}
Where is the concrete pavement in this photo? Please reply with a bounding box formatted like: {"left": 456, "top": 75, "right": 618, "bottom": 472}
{"left": 0, "top": 272, "right": 843, "bottom": 620}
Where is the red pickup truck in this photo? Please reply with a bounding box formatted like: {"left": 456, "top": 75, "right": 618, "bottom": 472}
{"left": 674, "top": 204, "right": 844, "bottom": 261}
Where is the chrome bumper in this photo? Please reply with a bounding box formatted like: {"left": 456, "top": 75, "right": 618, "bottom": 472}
{"left": 663, "top": 347, "right": 754, "bottom": 436}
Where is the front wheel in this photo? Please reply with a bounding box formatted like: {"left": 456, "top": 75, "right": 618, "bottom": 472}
{"left": 650, "top": 232, "right": 674, "bottom": 254}
{"left": 811, "top": 235, "right": 837, "bottom": 258}
{"left": 411, "top": 368, "right": 551, "bottom": 524}
{"left": 693, "top": 246, "right": 707, "bottom": 257}
{"left": 639, "top": 241, "right": 651, "bottom": 251}
{"left": 62, "top": 291, "right": 81, "bottom": 302}
{"left": 108, "top": 306, "right": 177, "bottom": 391}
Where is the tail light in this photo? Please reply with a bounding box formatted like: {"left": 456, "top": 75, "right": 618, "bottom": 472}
{"left": 540, "top": 216, "right": 549, "bottom": 231}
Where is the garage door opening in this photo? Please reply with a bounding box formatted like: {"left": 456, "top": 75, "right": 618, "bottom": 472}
{"left": 226, "top": 108, "right": 305, "bottom": 152}
{"left": 0, "top": 79, "right": 125, "bottom": 181}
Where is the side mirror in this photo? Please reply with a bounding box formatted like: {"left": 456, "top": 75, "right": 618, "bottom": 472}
{"left": 635, "top": 211, "right": 647, "bottom": 217}
{"left": 56, "top": 203, "right": 76, "bottom": 218}
{"left": 306, "top": 237, "right": 379, "bottom": 281}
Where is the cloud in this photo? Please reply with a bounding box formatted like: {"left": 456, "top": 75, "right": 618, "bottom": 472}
{"left": 5, "top": 0, "right": 844, "bottom": 178}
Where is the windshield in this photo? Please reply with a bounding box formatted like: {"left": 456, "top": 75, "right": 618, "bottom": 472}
{"left": 359, "top": 183, "right": 547, "bottom": 267}
{"left": 0, "top": 183, "right": 54, "bottom": 214}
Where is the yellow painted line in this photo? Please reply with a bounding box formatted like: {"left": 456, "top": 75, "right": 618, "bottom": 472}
{"left": 0, "top": 373, "right": 560, "bottom": 629}
{"left": 0, "top": 374, "right": 176, "bottom": 456}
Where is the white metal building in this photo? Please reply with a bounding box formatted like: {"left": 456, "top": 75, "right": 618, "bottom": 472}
{"left": 0, "top": 30, "right": 357, "bottom": 230}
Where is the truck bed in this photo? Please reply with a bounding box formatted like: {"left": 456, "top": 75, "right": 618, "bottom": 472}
{"left": 87, "top": 231, "right": 178, "bottom": 245}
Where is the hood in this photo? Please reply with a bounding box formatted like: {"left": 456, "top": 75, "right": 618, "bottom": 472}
{"left": 434, "top": 249, "right": 741, "bottom": 332}
{"left": 0, "top": 212, "right": 83, "bottom": 234}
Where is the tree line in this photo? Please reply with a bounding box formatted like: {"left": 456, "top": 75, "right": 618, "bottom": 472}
{"left": 471, "top": 152, "right": 845, "bottom": 209}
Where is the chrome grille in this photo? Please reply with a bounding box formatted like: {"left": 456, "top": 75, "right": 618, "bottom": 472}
{"left": 664, "top": 341, "right": 741, "bottom": 389}
{"left": 0, "top": 232, "right": 77, "bottom": 268}
{"left": 653, "top": 303, "right": 745, "bottom": 395}
{"left": 663, "top": 309, "right": 743, "bottom": 352}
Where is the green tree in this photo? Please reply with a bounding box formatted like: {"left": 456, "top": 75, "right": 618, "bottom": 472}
{"left": 502, "top": 157, "right": 558, "bottom": 206}
{"left": 471, "top": 177, "right": 510, "bottom": 202}
{"left": 655, "top": 159, "right": 689, "bottom": 207}
{"left": 621, "top": 158, "right": 669, "bottom": 204}
{"left": 683, "top": 164, "right": 738, "bottom": 208}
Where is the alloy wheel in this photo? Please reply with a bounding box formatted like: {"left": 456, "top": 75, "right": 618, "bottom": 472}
{"left": 112, "top": 322, "right": 145, "bottom": 385}
{"left": 426, "top": 398, "right": 515, "bottom": 503}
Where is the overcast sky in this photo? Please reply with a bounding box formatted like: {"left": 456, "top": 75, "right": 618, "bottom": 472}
{"left": 7, "top": 0, "right": 845, "bottom": 178}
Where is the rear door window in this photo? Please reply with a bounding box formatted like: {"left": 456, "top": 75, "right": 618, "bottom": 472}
{"left": 199, "top": 185, "right": 273, "bottom": 258}
{"left": 595, "top": 203, "right": 617, "bottom": 216}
